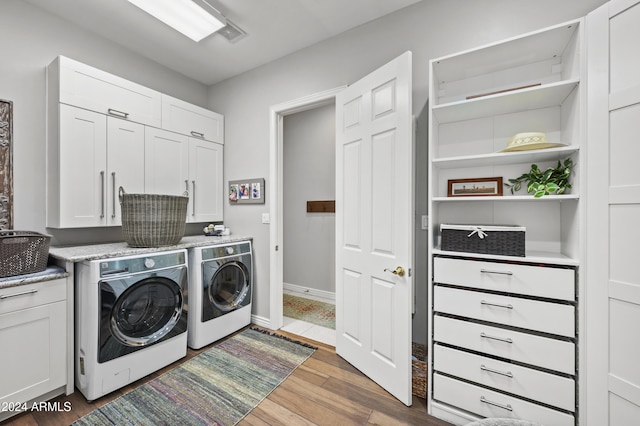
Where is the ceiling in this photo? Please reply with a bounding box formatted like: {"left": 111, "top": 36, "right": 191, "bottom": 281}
{"left": 23, "top": 0, "right": 423, "bottom": 86}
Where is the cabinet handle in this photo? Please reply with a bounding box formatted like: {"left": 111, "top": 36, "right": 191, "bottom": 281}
{"left": 0, "top": 289, "right": 38, "bottom": 300}
{"left": 111, "top": 172, "right": 116, "bottom": 219}
{"left": 107, "top": 108, "right": 129, "bottom": 119}
{"left": 480, "top": 332, "right": 513, "bottom": 344}
{"left": 192, "top": 180, "right": 196, "bottom": 216}
{"left": 191, "top": 131, "right": 204, "bottom": 138}
{"left": 480, "top": 268, "right": 513, "bottom": 276}
{"left": 100, "top": 171, "right": 105, "bottom": 219}
{"left": 480, "top": 300, "right": 514, "bottom": 309}
{"left": 480, "top": 364, "right": 514, "bottom": 378}
{"left": 480, "top": 396, "right": 513, "bottom": 412}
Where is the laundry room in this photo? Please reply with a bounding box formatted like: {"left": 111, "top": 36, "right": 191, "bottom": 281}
{"left": 1, "top": 0, "right": 638, "bottom": 425}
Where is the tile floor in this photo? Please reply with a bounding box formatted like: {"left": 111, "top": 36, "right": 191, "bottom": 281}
{"left": 281, "top": 290, "right": 336, "bottom": 346}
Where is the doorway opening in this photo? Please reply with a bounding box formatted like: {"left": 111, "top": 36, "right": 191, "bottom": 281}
{"left": 268, "top": 87, "right": 346, "bottom": 345}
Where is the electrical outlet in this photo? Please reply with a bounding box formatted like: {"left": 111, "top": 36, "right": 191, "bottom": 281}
{"left": 421, "top": 215, "right": 429, "bottom": 230}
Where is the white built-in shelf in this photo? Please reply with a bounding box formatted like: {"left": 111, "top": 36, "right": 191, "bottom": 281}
{"left": 433, "top": 248, "right": 579, "bottom": 267}
{"left": 432, "top": 146, "right": 579, "bottom": 169}
{"left": 432, "top": 80, "right": 579, "bottom": 124}
{"left": 433, "top": 194, "right": 579, "bottom": 202}
{"left": 431, "top": 22, "right": 579, "bottom": 86}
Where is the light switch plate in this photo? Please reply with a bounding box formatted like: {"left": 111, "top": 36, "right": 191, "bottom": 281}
{"left": 262, "top": 213, "right": 270, "bottom": 224}
{"left": 421, "top": 215, "right": 428, "bottom": 230}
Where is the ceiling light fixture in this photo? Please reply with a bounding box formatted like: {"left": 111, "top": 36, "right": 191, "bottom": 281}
{"left": 127, "top": 0, "right": 227, "bottom": 42}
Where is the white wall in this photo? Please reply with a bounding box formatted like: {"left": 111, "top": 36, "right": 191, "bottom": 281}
{"left": 0, "top": 0, "right": 210, "bottom": 245}
{"left": 283, "top": 104, "right": 336, "bottom": 294}
{"left": 208, "top": 0, "right": 608, "bottom": 330}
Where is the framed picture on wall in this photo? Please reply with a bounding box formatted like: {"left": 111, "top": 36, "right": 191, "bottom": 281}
{"left": 229, "top": 178, "right": 265, "bottom": 204}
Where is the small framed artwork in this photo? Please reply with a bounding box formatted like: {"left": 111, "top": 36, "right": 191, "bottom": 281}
{"left": 229, "top": 178, "right": 265, "bottom": 204}
{"left": 448, "top": 177, "right": 503, "bottom": 197}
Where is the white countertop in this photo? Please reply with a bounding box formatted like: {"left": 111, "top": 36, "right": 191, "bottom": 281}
{"left": 49, "top": 234, "right": 253, "bottom": 262}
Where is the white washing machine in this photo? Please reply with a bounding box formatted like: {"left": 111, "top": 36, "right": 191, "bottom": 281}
{"left": 75, "top": 249, "right": 188, "bottom": 401}
{"left": 187, "top": 240, "right": 252, "bottom": 349}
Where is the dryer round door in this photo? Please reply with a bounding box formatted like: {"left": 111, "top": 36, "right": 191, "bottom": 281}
{"left": 207, "top": 260, "right": 251, "bottom": 313}
{"left": 110, "top": 276, "right": 183, "bottom": 347}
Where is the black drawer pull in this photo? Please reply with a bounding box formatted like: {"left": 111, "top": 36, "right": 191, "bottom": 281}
{"left": 480, "top": 396, "right": 513, "bottom": 411}
{"left": 480, "top": 364, "right": 514, "bottom": 378}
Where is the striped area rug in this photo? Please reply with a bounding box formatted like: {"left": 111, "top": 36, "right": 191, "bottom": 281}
{"left": 73, "top": 328, "right": 315, "bottom": 426}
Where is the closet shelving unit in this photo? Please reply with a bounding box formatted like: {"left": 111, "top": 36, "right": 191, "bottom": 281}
{"left": 427, "top": 19, "right": 585, "bottom": 426}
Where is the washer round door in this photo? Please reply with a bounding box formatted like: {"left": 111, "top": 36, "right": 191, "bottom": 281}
{"left": 110, "top": 276, "right": 183, "bottom": 347}
{"left": 205, "top": 260, "right": 251, "bottom": 320}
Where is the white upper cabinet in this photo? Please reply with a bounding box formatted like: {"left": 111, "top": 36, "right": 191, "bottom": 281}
{"left": 49, "top": 56, "right": 161, "bottom": 127}
{"left": 161, "top": 94, "right": 224, "bottom": 144}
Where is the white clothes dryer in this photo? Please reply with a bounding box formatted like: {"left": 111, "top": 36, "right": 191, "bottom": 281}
{"left": 75, "top": 249, "right": 188, "bottom": 401}
{"left": 187, "top": 240, "right": 252, "bottom": 349}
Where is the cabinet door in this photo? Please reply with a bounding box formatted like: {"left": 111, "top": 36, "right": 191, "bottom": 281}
{"left": 161, "top": 94, "right": 224, "bottom": 143}
{"left": 58, "top": 104, "right": 107, "bottom": 227}
{"left": 107, "top": 117, "right": 145, "bottom": 226}
{"left": 144, "top": 127, "right": 189, "bottom": 196}
{"left": 55, "top": 56, "right": 161, "bottom": 127}
{"left": 0, "top": 301, "right": 66, "bottom": 408}
{"left": 187, "top": 139, "right": 223, "bottom": 222}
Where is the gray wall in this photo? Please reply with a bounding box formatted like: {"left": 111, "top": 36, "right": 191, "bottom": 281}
{"left": 207, "top": 0, "right": 608, "bottom": 342}
{"left": 0, "top": 0, "right": 210, "bottom": 245}
{"left": 283, "top": 104, "right": 336, "bottom": 294}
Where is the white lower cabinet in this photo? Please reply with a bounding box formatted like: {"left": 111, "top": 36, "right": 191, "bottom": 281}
{"left": 432, "top": 256, "right": 577, "bottom": 425}
{"left": 0, "top": 279, "right": 67, "bottom": 421}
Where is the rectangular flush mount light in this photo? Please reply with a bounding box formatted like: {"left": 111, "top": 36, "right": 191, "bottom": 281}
{"left": 127, "top": 0, "right": 226, "bottom": 42}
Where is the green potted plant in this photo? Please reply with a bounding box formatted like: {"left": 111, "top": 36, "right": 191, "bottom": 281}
{"left": 505, "top": 158, "right": 573, "bottom": 198}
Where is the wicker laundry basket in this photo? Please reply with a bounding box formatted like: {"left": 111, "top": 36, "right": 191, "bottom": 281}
{"left": 0, "top": 231, "right": 51, "bottom": 278}
{"left": 119, "top": 187, "right": 189, "bottom": 248}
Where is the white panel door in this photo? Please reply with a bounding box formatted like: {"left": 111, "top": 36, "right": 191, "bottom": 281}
{"left": 106, "top": 117, "right": 145, "bottom": 226}
{"left": 587, "top": 1, "right": 640, "bottom": 424}
{"left": 335, "top": 51, "right": 413, "bottom": 405}
{"left": 187, "top": 139, "right": 223, "bottom": 222}
{"left": 144, "top": 127, "right": 189, "bottom": 196}
{"left": 58, "top": 104, "right": 106, "bottom": 227}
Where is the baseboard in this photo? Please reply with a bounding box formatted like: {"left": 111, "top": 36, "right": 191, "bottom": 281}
{"left": 283, "top": 282, "right": 335, "bottom": 302}
{"left": 251, "top": 314, "right": 273, "bottom": 330}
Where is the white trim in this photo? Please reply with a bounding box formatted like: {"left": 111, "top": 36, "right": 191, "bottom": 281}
{"left": 250, "top": 314, "right": 271, "bottom": 329}
{"left": 268, "top": 86, "right": 347, "bottom": 330}
{"left": 283, "top": 282, "right": 336, "bottom": 303}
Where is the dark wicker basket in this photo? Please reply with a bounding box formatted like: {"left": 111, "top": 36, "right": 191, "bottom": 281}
{"left": 441, "top": 224, "right": 526, "bottom": 257}
{"left": 119, "top": 187, "right": 189, "bottom": 248}
{"left": 0, "top": 231, "right": 51, "bottom": 278}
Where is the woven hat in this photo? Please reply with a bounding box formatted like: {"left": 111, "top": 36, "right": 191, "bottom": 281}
{"left": 499, "top": 132, "right": 566, "bottom": 152}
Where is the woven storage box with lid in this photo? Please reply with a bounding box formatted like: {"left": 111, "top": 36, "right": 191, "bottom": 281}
{"left": 440, "top": 224, "right": 525, "bottom": 257}
{"left": 0, "top": 231, "right": 51, "bottom": 278}
{"left": 119, "top": 187, "right": 188, "bottom": 248}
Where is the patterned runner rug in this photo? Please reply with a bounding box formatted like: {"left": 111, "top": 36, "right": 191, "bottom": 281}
{"left": 283, "top": 293, "right": 336, "bottom": 329}
{"left": 73, "top": 328, "right": 315, "bottom": 426}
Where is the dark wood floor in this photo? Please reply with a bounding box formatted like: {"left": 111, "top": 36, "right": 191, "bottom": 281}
{"left": 1, "top": 327, "right": 452, "bottom": 426}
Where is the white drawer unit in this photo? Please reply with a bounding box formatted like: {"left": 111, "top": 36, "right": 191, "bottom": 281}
{"left": 434, "top": 345, "right": 575, "bottom": 412}
{"left": 433, "top": 374, "right": 575, "bottom": 426}
{"left": 161, "top": 94, "right": 224, "bottom": 143}
{"left": 434, "top": 257, "right": 575, "bottom": 301}
{"left": 49, "top": 56, "right": 162, "bottom": 128}
{"left": 434, "top": 285, "right": 575, "bottom": 337}
{"left": 433, "top": 315, "right": 575, "bottom": 375}
{"left": 431, "top": 255, "right": 578, "bottom": 425}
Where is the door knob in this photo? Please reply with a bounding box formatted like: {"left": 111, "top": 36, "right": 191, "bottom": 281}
{"left": 384, "top": 266, "right": 405, "bottom": 277}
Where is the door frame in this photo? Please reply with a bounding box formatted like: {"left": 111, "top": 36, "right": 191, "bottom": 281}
{"left": 268, "top": 86, "right": 347, "bottom": 329}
